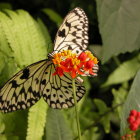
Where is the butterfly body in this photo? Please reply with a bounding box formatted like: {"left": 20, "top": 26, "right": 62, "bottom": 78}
{"left": 0, "top": 7, "right": 98, "bottom": 113}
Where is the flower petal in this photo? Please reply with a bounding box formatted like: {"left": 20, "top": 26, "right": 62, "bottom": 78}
{"left": 78, "top": 52, "right": 87, "bottom": 61}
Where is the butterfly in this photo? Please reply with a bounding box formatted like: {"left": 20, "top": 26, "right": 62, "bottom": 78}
{"left": 0, "top": 7, "right": 98, "bottom": 113}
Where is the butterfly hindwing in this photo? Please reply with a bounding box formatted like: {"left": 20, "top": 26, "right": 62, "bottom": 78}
{"left": 53, "top": 7, "right": 89, "bottom": 55}
{"left": 41, "top": 63, "right": 86, "bottom": 109}
{"left": 0, "top": 60, "right": 52, "bottom": 113}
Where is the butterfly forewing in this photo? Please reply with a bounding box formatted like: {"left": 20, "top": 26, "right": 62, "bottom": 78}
{"left": 53, "top": 7, "right": 89, "bottom": 55}
{"left": 0, "top": 60, "right": 51, "bottom": 113}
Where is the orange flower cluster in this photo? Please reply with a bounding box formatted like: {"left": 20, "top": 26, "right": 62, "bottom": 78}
{"left": 52, "top": 50, "right": 98, "bottom": 78}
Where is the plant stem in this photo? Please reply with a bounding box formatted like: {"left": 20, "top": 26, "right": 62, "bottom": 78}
{"left": 72, "top": 79, "right": 81, "bottom": 140}
{"left": 74, "top": 102, "right": 124, "bottom": 140}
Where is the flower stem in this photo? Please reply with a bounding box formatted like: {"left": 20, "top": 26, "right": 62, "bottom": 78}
{"left": 72, "top": 79, "right": 81, "bottom": 140}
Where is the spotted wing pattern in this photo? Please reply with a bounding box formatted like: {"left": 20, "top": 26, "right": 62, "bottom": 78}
{"left": 53, "top": 7, "right": 89, "bottom": 55}
{"left": 41, "top": 64, "right": 85, "bottom": 109}
{"left": 0, "top": 7, "right": 88, "bottom": 113}
{"left": 0, "top": 59, "right": 85, "bottom": 113}
{"left": 0, "top": 60, "right": 50, "bottom": 113}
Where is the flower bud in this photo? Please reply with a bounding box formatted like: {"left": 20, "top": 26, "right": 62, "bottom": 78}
{"left": 129, "top": 123, "right": 139, "bottom": 131}
{"left": 137, "top": 112, "right": 140, "bottom": 118}
{"left": 135, "top": 118, "right": 140, "bottom": 125}
{"left": 130, "top": 110, "right": 137, "bottom": 116}
{"left": 127, "top": 116, "right": 135, "bottom": 124}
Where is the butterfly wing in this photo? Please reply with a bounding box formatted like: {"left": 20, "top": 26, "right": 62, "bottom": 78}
{"left": 0, "top": 59, "right": 85, "bottom": 112}
{"left": 53, "top": 7, "right": 89, "bottom": 55}
{"left": 0, "top": 7, "right": 90, "bottom": 113}
{"left": 0, "top": 60, "right": 52, "bottom": 113}
{"left": 41, "top": 63, "right": 85, "bottom": 109}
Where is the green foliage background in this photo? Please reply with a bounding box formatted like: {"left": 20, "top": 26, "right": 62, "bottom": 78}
{"left": 0, "top": 0, "right": 140, "bottom": 140}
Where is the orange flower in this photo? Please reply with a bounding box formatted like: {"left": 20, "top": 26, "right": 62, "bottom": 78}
{"left": 52, "top": 50, "right": 98, "bottom": 78}
{"left": 78, "top": 52, "right": 87, "bottom": 61}
{"left": 85, "top": 60, "right": 94, "bottom": 69}
{"left": 53, "top": 67, "right": 64, "bottom": 76}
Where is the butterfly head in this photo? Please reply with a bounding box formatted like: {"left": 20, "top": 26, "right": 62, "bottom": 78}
{"left": 48, "top": 50, "right": 59, "bottom": 59}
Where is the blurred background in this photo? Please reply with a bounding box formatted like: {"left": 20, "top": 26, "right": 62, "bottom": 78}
{"left": 0, "top": 0, "right": 140, "bottom": 140}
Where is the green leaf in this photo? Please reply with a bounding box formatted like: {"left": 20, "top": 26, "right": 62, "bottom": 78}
{"left": 112, "top": 83, "right": 128, "bottom": 118}
{"left": 0, "top": 9, "right": 50, "bottom": 140}
{"left": 0, "top": 135, "right": 7, "bottom": 140}
{"left": 96, "top": 0, "right": 140, "bottom": 63}
{"left": 46, "top": 109, "right": 73, "bottom": 140}
{"left": 94, "top": 99, "right": 108, "bottom": 114}
{"left": 37, "top": 18, "right": 52, "bottom": 53}
{"left": 82, "top": 127, "right": 102, "bottom": 140}
{"left": 0, "top": 57, "right": 18, "bottom": 86}
{"left": 0, "top": 116, "right": 5, "bottom": 133}
{"left": 42, "top": 8, "right": 63, "bottom": 27}
{"left": 0, "top": 9, "right": 47, "bottom": 68}
{"left": 0, "top": 19, "right": 17, "bottom": 85}
{"left": 26, "top": 99, "right": 48, "bottom": 140}
{"left": 0, "top": 14, "right": 14, "bottom": 57}
{"left": 120, "top": 69, "right": 140, "bottom": 135}
{"left": 89, "top": 45, "right": 102, "bottom": 60}
{"left": 100, "top": 115, "right": 110, "bottom": 134}
{"left": 0, "top": 111, "right": 27, "bottom": 140}
{"left": 0, "top": 3, "right": 12, "bottom": 9}
{"left": 6, "top": 136, "right": 19, "bottom": 140}
{"left": 102, "top": 55, "right": 140, "bottom": 87}
{"left": 94, "top": 99, "right": 110, "bottom": 133}
{"left": 78, "top": 77, "right": 91, "bottom": 111}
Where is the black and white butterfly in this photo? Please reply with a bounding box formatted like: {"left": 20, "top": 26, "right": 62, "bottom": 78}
{"left": 0, "top": 7, "right": 98, "bottom": 113}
